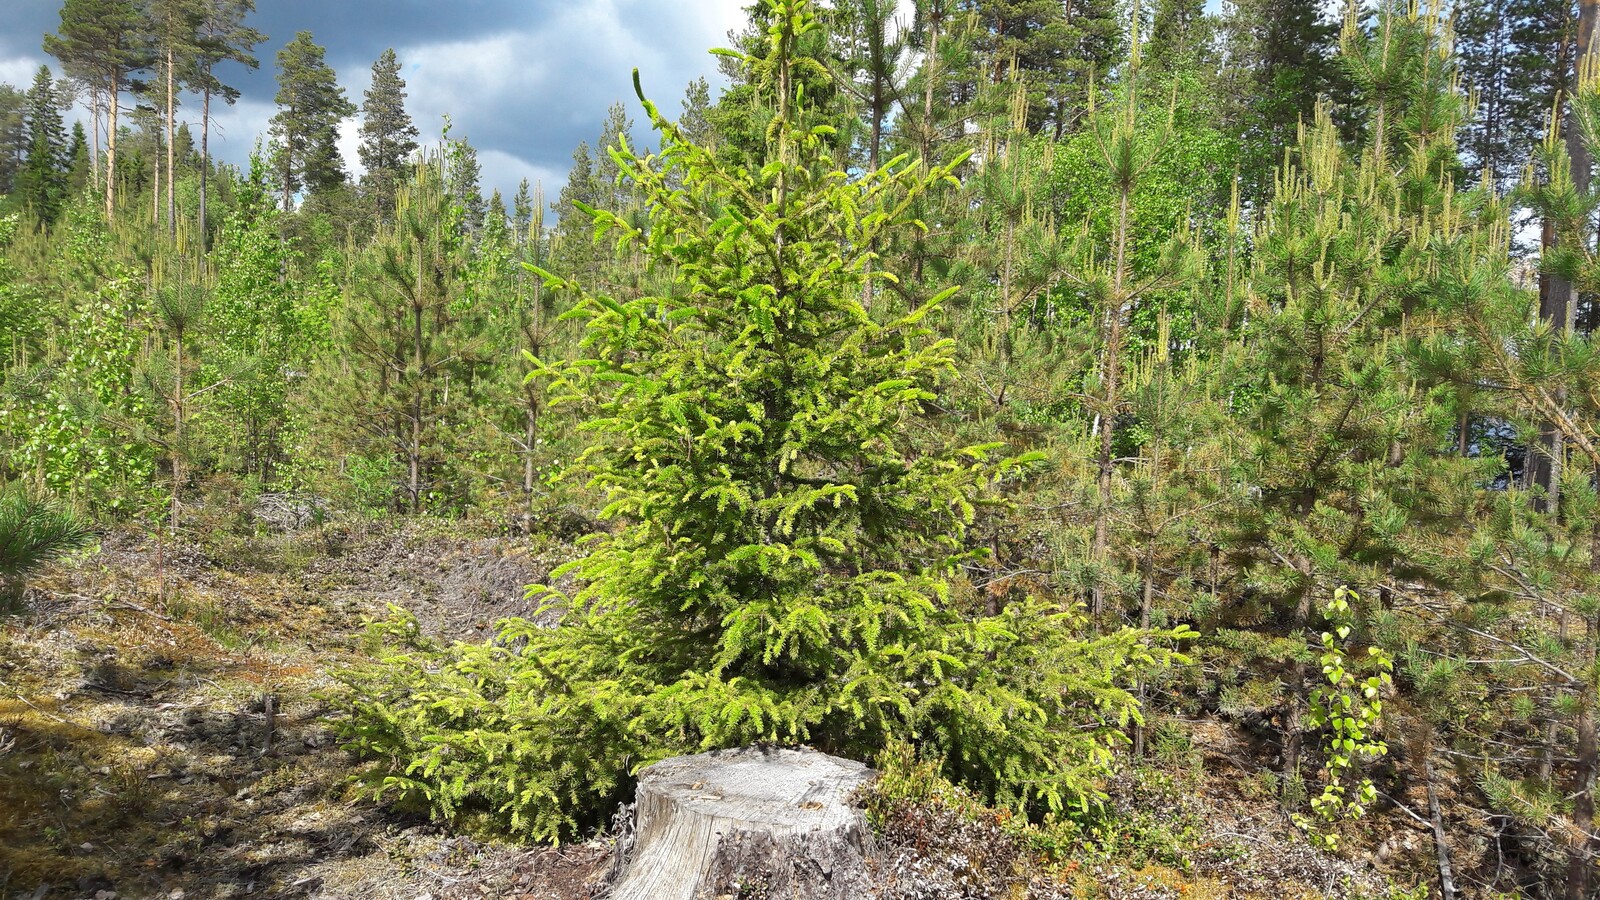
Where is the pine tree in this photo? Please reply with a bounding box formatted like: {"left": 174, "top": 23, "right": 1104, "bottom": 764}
{"left": 896, "top": 0, "right": 965, "bottom": 162}
{"left": 833, "top": 0, "right": 910, "bottom": 171}
{"left": 146, "top": 0, "right": 203, "bottom": 233}
{"left": 0, "top": 490, "right": 93, "bottom": 608}
{"left": 206, "top": 154, "right": 297, "bottom": 481}
{"left": 190, "top": 0, "right": 263, "bottom": 244}
{"left": 1218, "top": 1, "right": 1480, "bottom": 814}
{"left": 1060, "top": 57, "right": 1205, "bottom": 619}
{"left": 146, "top": 279, "right": 210, "bottom": 532}
{"left": 44, "top": 0, "right": 146, "bottom": 221}
{"left": 1478, "top": 45, "right": 1600, "bottom": 897}
{"left": 269, "top": 31, "right": 354, "bottom": 210}
{"left": 17, "top": 66, "right": 69, "bottom": 226}
{"left": 357, "top": 47, "right": 419, "bottom": 217}
{"left": 335, "top": 155, "right": 487, "bottom": 512}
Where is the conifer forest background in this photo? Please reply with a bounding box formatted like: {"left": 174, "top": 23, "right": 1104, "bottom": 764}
{"left": 2, "top": 0, "right": 1600, "bottom": 898}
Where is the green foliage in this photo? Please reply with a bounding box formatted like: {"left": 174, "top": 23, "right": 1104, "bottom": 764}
{"left": 1294, "top": 587, "right": 1393, "bottom": 848}
{"left": 204, "top": 156, "right": 297, "bottom": 481}
{"left": 0, "top": 487, "right": 94, "bottom": 606}
{"left": 0, "top": 200, "right": 158, "bottom": 511}
{"left": 334, "top": 0, "right": 1191, "bottom": 842}
{"left": 17, "top": 66, "right": 70, "bottom": 227}
{"left": 357, "top": 48, "right": 419, "bottom": 217}
{"left": 269, "top": 30, "right": 355, "bottom": 206}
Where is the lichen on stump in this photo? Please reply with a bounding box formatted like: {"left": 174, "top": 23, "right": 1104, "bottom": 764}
{"left": 606, "top": 746, "right": 876, "bottom": 900}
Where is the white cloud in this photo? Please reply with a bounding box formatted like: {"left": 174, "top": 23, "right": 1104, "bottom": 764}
{"left": 203, "top": 97, "right": 276, "bottom": 170}
{"left": 4, "top": 0, "right": 751, "bottom": 205}
{"left": 0, "top": 56, "right": 44, "bottom": 88}
{"left": 337, "top": 113, "right": 363, "bottom": 178}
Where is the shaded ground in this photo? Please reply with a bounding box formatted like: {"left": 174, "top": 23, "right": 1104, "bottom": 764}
{"left": 0, "top": 523, "right": 596, "bottom": 900}
{"left": 1, "top": 519, "right": 1424, "bottom": 899}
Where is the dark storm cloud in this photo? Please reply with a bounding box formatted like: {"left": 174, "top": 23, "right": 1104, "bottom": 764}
{"left": 1, "top": 0, "right": 746, "bottom": 201}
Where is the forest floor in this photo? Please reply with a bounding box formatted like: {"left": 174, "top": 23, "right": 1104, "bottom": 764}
{"left": 0, "top": 514, "right": 1428, "bottom": 900}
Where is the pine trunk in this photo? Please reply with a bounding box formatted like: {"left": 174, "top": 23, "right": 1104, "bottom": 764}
{"left": 1423, "top": 755, "right": 1459, "bottom": 900}
{"left": 1092, "top": 185, "right": 1132, "bottom": 618}
{"left": 200, "top": 84, "right": 211, "bottom": 260}
{"left": 166, "top": 47, "right": 176, "bottom": 235}
{"left": 172, "top": 336, "right": 184, "bottom": 533}
{"left": 1561, "top": 8, "right": 1600, "bottom": 896}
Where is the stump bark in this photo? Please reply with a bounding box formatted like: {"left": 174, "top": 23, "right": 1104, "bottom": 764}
{"left": 606, "top": 746, "right": 876, "bottom": 900}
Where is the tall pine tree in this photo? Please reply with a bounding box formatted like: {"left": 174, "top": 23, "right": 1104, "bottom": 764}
{"left": 44, "top": 0, "right": 146, "bottom": 221}
{"left": 268, "top": 31, "right": 354, "bottom": 210}
{"left": 190, "top": 0, "right": 263, "bottom": 243}
{"left": 357, "top": 47, "right": 419, "bottom": 217}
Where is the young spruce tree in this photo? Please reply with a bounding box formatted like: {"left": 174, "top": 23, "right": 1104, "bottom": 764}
{"left": 337, "top": 0, "right": 1191, "bottom": 841}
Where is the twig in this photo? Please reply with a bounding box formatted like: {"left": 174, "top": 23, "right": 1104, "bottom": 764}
{"left": 105, "top": 598, "right": 174, "bottom": 623}
{"left": 1424, "top": 756, "right": 1460, "bottom": 900}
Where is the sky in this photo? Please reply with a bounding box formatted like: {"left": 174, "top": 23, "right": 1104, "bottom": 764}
{"left": 0, "top": 0, "right": 751, "bottom": 204}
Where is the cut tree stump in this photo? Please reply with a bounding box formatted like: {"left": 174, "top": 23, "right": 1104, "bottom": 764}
{"left": 606, "top": 746, "right": 877, "bottom": 900}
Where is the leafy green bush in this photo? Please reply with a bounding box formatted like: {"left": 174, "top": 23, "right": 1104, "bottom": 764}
{"left": 332, "top": 0, "right": 1192, "bottom": 843}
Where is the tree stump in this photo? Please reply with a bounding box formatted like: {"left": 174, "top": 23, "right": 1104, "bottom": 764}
{"left": 606, "top": 746, "right": 877, "bottom": 900}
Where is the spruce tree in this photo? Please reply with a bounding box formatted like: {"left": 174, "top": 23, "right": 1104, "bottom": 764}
{"left": 17, "top": 66, "right": 69, "bottom": 226}
{"left": 551, "top": 140, "right": 600, "bottom": 280}
{"left": 338, "top": 0, "right": 1190, "bottom": 841}
{"left": 1145, "top": 0, "right": 1211, "bottom": 73}
{"left": 966, "top": 0, "right": 1121, "bottom": 138}
{"left": 1222, "top": 0, "right": 1345, "bottom": 201}
{"left": 447, "top": 137, "right": 485, "bottom": 233}
{"left": 1454, "top": 0, "right": 1567, "bottom": 185}
{"left": 511, "top": 177, "right": 533, "bottom": 237}
{"left": 591, "top": 101, "right": 634, "bottom": 211}
{"left": 66, "top": 121, "right": 90, "bottom": 195}
{"left": 357, "top": 47, "right": 419, "bottom": 217}
{"left": 0, "top": 84, "right": 25, "bottom": 196}
{"left": 269, "top": 31, "right": 354, "bottom": 210}
{"left": 678, "top": 76, "right": 714, "bottom": 149}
